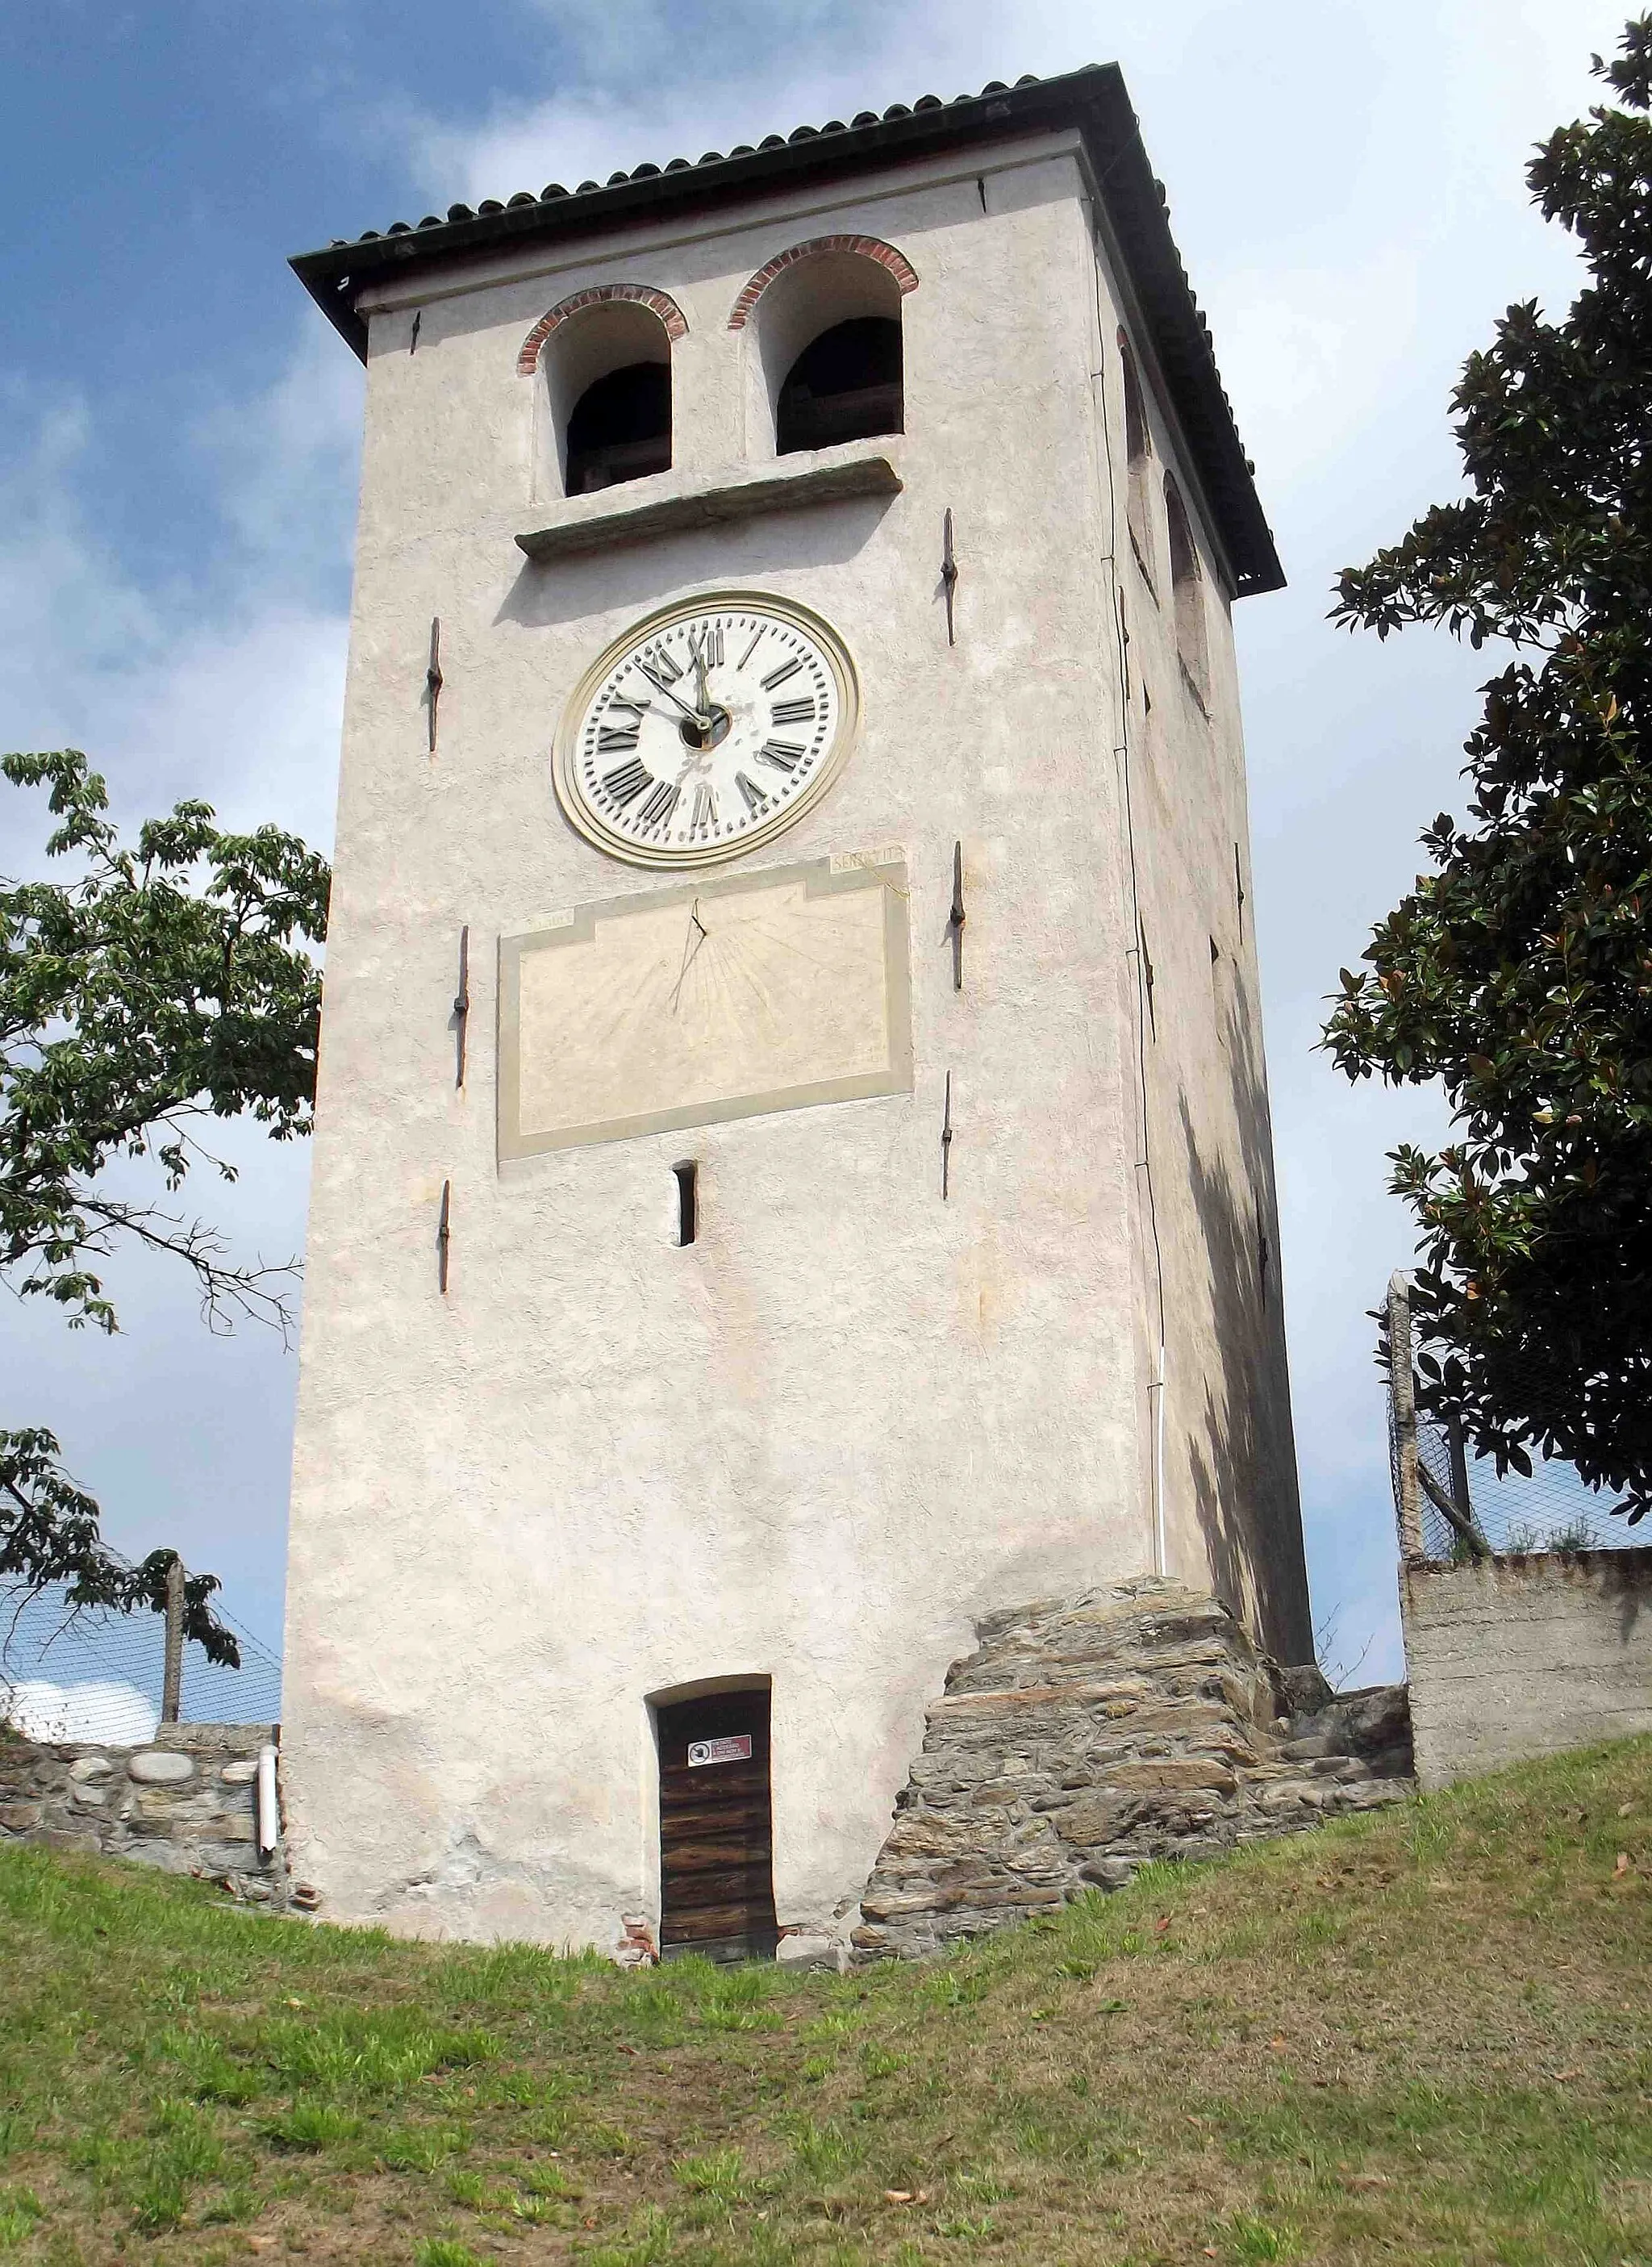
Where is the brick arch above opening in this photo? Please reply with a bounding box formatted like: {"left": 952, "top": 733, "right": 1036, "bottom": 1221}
{"left": 516, "top": 285, "right": 687, "bottom": 376}
{"left": 726, "top": 235, "right": 920, "bottom": 331}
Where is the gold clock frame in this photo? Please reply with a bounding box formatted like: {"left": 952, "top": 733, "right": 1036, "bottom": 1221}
{"left": 551, "top": 588, "right": 861, "bottom": 870}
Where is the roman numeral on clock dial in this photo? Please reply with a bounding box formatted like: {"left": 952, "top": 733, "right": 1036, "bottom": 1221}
{"left": 639, "top": 779, "right": 679, "bottom": 829}
{"left": 770, "top": 698, "right": 816, "bottom": 726}
{"left": 598, "top": 721, "right": 640, "bottom": 752}
{"left": 601, "top": 757, "right": 653, "bottom": 807}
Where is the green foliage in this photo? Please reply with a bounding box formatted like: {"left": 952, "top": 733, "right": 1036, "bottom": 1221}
{"left": 0, "top": 2188, "right": 42, "bottom": 2249}
{"left": 671, "top": 2146, "right": 751, "bottom": 2205}
{"left": 0, "top": 746, "right": 328, "bottom": 1629}
{"left": 783, "top": 2115, "right": 865, "bottom": 2177}
{"left": 2, "top": 748, "right": 328, "bottom": 1331}
{"left": 1221, "top": 2211, "right": 1299, "bottom": 2263}
{"left": 376, "top": 2123, "right": 469, "bottom": 2173}
{"left": 252, "top": 2010, "right": 498, "bottom": 2098}
{"left": 261, "top": 2099, "right": 362, "bottom": 2152}
{"left": 1325, "top": 19, "right": 1652, "bottom": 1522}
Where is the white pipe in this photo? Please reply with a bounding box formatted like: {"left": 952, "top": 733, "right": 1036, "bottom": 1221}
{"left": 255, "top": 1742, "right": 280, "bottom": 1861}
{"left": 1153, "top": 1342, "right": 1168, "bottom": 1577}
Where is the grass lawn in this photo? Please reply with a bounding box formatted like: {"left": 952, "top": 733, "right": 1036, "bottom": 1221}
{"left": 0, "top": 1738, "right": 1649, "bottom": 2265}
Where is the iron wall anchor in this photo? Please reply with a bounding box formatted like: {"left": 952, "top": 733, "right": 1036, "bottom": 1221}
{"left": 436, "top": 1179, "right": 452, "bottom": 1292}
{"left": 453, "top": 925, "right": 470, "bottom": 1088}
{"left": 941, "top": 509, "right": 959, "bottom": 645}
{"left": 941, "top": 1071, "right": 954, "bottom": 1199}
{"left": 426, "top": 617, "right": 444, "bottom": 754}
{"left": 948, "top": 840, "right": 966, "bottom": 990}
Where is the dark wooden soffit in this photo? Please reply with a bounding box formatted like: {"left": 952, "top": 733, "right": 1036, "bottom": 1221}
{"left": 290, "top": 67, "right": 1283, "bottom": 597}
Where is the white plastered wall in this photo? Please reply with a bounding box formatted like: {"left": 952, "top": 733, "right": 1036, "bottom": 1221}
{"left": 281, "top": 129, "right": 1308, "bottom": 1952}
{"left": 1088, "top": 203, "right": 1310, "bottom": 1662}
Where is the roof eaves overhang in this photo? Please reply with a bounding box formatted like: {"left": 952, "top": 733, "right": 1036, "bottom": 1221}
{"left": 290, "top": 67, "right": 1283, "bottom": 597}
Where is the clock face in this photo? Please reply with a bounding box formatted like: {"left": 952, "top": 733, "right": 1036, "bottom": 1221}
{"left": 553, "top": 592, "right": 858, "bottom": 868}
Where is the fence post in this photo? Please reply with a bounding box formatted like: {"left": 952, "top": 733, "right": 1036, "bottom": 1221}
{"left": 1445, "top": 1410, "right": 1473, "bottom": 1529}
{"left": 161, "top": 1556, "right": 185, "bottom": 1725}
{"left": 1387, "top": 1272, "right": 1425, "bottom": 1561}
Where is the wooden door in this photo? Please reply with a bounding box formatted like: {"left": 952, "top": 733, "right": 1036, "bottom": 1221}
{"left": 657, "top": 1689, "right": 777, "bottom": 1963}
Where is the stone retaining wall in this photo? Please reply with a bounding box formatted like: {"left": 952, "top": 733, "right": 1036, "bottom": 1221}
{"left": 2, "top": 1590, "right": 1419, "bottom": 1963}
{"left": 853, "top": 1577, "right": 1412, "bottom": 1961}
{"left": 1402, "top": 1548, "right": 1652, "bottom": 1789}
{"left": 0, "top": 1720, "right": 290, "bottom": 1907}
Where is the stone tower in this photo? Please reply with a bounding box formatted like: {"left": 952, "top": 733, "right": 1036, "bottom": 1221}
{"left": 282, "top": 66, "right": 1312, "bottom": 1956}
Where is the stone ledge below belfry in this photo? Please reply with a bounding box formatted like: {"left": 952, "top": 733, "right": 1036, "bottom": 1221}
{"left": 852, "top": 1576, "right": 1412, "bottom": 1963}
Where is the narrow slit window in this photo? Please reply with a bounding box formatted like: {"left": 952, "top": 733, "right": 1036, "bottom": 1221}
{"left": 1210, "top": 937, "right": 1234, "bottom": 1050}
{"left": 1166, "top": 474, "right": 1211, "bottom": 703}
{"left": 1118, "top": 332, "right": 1154, "bottom": 586}
{"left": 673, "top": 1161, "right": 698, "bottom": 1247}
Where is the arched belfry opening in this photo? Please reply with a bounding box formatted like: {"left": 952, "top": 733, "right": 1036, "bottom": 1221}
{"left": 565, "top": 362, "right": 670, "bottom": 494}
{"left": 777, "top": 313, "right": 902, "bottom": 454}
{"left": 533, "top": 294, "right": 677, "bottom": 496}
{"left": 742, "top": 242, "right": 909, "bottom": 458}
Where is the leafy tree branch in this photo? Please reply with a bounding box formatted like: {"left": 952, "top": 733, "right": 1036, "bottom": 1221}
{"left": 2, "top": 748, "right": 328, "bottom": 1643}
{"left": 1, "top": 1428, "right": 240, "bottom": 1668}
{"left": 1325, "top": 17, "right": 1652, "bottom": 1524}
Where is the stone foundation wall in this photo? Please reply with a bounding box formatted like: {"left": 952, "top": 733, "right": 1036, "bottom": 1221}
{"left": 1402, "top": 1548, "right": 1652, "bottom": 1790}
{"left": 0, "top": 1721, "right": 290, "bottom": 1907}
{"left": 2, "top": 1591, "right": 1418, "bottom": 1963}
{"left": 853, "top": 1578, "right": 1412, "bottom": 1961}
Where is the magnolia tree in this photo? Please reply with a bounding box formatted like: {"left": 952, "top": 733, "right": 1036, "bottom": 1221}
{"left": 1325, "top": 17, "right": 1652, "bottom": 1523}
{"left": 2, "top": 749, "right": 329, "bottom": 1655}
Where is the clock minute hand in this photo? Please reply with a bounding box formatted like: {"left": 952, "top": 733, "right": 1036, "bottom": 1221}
{"left": 636, "top": 659, "right": 702, "bottom": 725}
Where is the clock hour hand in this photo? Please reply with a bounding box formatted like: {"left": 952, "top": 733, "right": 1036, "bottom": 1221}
{"left": 635, "top": 659, "right": 702, "bottom": 725}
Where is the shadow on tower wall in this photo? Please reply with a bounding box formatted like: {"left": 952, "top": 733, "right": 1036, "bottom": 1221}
{"left": 1170, "top": 962, "right": 1313, "bottom": 1664}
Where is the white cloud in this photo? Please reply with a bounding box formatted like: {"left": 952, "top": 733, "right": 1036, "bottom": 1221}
{"left": 0, "top": 335, "right": 357, "bottom": 851}
{"left": 2, "top": 1678, "right": 159, "bottom": 1745}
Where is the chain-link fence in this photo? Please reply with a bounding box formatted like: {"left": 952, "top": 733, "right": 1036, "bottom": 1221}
{"left": 1384, "top": 1272, "right": 1644, "bottom": 1562}
{"left": 1, "top": 1564, "right": 282, "bottom": 1741}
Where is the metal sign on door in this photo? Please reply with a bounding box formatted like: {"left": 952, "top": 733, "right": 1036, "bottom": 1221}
{"left": 686, "top": 1734, "right": 753, "bottom": 1767}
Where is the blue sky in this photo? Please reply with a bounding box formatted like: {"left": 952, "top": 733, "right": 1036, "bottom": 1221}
{"left": 0, "top": 0, "right": 1636, "bottom": 1685}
